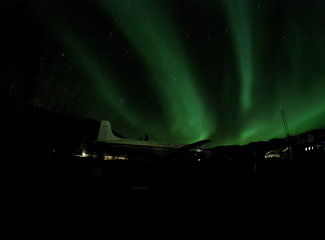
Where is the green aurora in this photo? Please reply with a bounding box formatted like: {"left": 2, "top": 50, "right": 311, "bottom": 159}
{"left": 99, "top": 0, "right": 216, "bottom": 142}
{"left": 30, "top": 0, "right": 325, "bottom": 146}
{"left": 52, "top": 26, "right": 142, "bottom": 128}
{"left": 223, "top": 0, "right": 254, "bottom": 112}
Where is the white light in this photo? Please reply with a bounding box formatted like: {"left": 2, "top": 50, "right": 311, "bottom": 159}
{"left": 305, "top": 147, "right": 307, "bottom": 151}
{"left": 265, "top": 154, "right": 281, "bottom": 159}
{"left": 81, "top": 151, "right": 87, "bottom": 157}
{"left": 104, "top": 155, "right": 128, "bottom": 160}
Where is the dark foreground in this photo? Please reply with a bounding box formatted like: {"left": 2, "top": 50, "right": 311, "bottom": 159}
{"left": 2, "top": 105, "right": 324, "bottom": 227}
{"left": 8, "top": 155, "right": 324, "bottom": 230}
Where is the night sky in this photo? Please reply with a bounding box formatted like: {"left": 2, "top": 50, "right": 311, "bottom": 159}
{"left": 2, "top": 0, "right": 325, "bottom": 146}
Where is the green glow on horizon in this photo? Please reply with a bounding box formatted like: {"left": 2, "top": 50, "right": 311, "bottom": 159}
{"left": 100, "top": 0, "right": 215, "bottom": 142}
{"left": 219, "top": 1, "right": 325, "bottom": 146}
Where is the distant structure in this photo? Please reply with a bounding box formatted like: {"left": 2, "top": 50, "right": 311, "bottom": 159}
{"left": 293, "top": 129, "right": 325, "bottom": 146}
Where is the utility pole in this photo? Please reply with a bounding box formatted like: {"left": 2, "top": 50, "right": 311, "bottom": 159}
{"left": 281, "top": 110, "right": 290, "bottom": 138}
{"left": 281, "top": 110, "right": 293, "bottom": 163}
